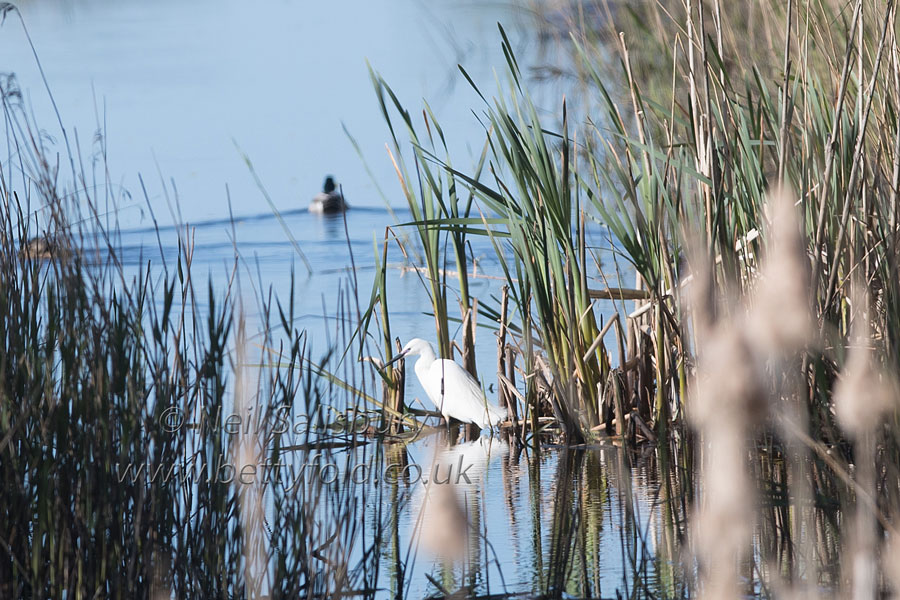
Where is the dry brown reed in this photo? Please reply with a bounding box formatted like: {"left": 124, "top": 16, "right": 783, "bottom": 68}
{"left": 688, "top": 189, "right": 818, "bottom": 598}
{"left": 834, "top": 285, "right": 899, "bottom": 598}
{"left": 682, "top": 182, "right": 900, "bottom": 596}
{"left": 688, "top": 268, "right": 763, "bottom": 600}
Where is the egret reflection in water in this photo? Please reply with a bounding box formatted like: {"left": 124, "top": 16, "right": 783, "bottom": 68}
{"left": 413, "top": 436, "right": 508, "bottom": 562}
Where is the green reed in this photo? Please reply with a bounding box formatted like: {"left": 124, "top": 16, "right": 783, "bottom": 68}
{"left": 367, "top": 65, "right": 498, "bottom": 439}
{"left": 370, "top": 0, "right": 900, "bottom": 448}
{"left": 0, "top": 60, "right": 386, "bottom": 598}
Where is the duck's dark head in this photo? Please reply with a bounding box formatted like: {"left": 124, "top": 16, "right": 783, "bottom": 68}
{"left": 323, "top": 175, "right": 336, "bottom": 193}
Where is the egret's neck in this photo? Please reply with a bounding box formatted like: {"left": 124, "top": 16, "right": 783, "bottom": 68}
{"left": 412, "top": 345, "right": 438, "bottom": 402}
{"left": 413, "top": 345, "right": 436, "bottom": 369}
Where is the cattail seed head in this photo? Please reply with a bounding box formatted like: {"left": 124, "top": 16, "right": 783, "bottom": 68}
{"left": 691, "top": 323, "right": 769, "bottom": 429}
{"left": 834, "top": 339, "right": 897, "bottom": 437}
{"left": 746, "top": 188, "right": 814, "bottom": 355}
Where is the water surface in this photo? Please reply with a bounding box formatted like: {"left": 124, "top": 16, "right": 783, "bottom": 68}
{"left": 1, "top": 0, "right": 544, "bottom": 227}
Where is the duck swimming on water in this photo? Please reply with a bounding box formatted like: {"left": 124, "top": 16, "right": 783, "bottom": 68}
{"left": 309, "top": 175, "right": 348, "bottom": 213}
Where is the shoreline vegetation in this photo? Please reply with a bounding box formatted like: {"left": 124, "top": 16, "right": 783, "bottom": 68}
{"left": 4, "top": 0, "right": 900, "bottom": 597}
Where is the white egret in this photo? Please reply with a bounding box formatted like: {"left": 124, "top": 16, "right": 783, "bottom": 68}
{"left": 386, "top": 338, "right": 506, "bottom": 429}
{"left": 309, "top": 175, "right": 348, "bottom": 213}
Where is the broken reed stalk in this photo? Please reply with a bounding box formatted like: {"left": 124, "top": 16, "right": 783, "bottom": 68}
{"left": 506, "top": 346, "right": 520, "bottom": 435}
{"left": 392, "top": 337, "right": 406, "bottom": 434}
{"left": 496, "top": 285, "right": 523, "bottom": 445}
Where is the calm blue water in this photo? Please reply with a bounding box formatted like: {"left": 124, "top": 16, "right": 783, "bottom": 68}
{"left": 0, "top": 0, "right": 556, "bottom": 227}
{"left": 110, "top": 204, "right": 626, "bottom": 377}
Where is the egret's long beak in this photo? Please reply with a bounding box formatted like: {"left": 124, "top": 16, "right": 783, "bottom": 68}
{"left": 382, "top": 349, "right": 409, "bottom": 369}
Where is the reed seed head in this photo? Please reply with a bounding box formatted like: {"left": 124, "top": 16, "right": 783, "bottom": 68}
{"left": 691, "top": 323, "right": 768, "bottom": 429}
{"left": 834, "top": 313, "right": 897, "bottom": 437}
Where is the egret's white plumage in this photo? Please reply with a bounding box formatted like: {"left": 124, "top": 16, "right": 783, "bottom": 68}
{"left": 397, "top": 338, "right": 505, "bottom": 429}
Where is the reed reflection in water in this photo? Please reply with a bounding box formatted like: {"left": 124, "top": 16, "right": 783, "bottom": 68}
{"left": 364, "top": 430, "right": 684, "bottom": 598}
{"left": 346, "top": 426, "right": 852, "bottom": 599}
